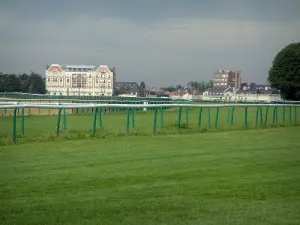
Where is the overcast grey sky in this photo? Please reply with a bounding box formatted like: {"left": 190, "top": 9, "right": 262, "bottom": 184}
{"left": 1, "top": 0, "right": 300, "bottom": 87}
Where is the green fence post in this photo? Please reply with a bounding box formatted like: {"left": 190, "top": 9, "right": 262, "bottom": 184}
{"left": 294, "top": 106, "right": 297, "bottom": 125}
{"left": 12, "top": 108, "right": 17, "bottom": 143}
{"left": 99, "top": 108, "right": 103, "bottom": 128}
{"left": 264, "top": 107, "right": 269, "bottom": 126}
{"left": 132, "top": 108, "right": 135, "bottom": 128}
{"left": 276, "top": 107, "right": 279, "bottom": 124}
{"left": 214, "top": 107, "right": 220, "bottom": 129}
{"left": 48, "top": 108, "right": 51, "bottom": 116}
{"left": 207, "top": 108, "right": 211, "bottom": 129}
{"left": 272, "top": 107, "right": 276, "bottom": 124}
{"left": 56, "top": 108, "right": 62, "bottom": 137}
{"left": 198, "top": 107, "right": 203, "bottom": 129}
{"left": 4, "top": 108, "right": 6, "bottom": 116}
{"left": 260, "top": 107, "right": 263, "bottom": 125}
{"left": 231, "top": 107, "right": 235, "bottom": 126}
{"left": 289, "top": 106, "right": 292, "bottom": 124}
{"left": 126, "top": 108, "right": 131, "bottom": 135}
{"left": 185, "top": 106, "right": 189, "bottom": 125}
{"left": 63, "top": 109, "right": 67, "bottom": 132}
{"left": 178, "top": 107, "right": 182, "bottom": 129}
{"left": 255, "top": 107, "right": 260, "bottom": 125}
{"left": 38, "top": 107, "right": 41, "bottom": 116}
{"left": 21, "top": 108, "right": 25, "bottom": 135}
{"left": 282, "top": 107, "right": 285, "bottom": 124}
{"left": 93, "top": 108, "right": 98, "bottom": 134}
{"left": 244, "top": 107, "right": 248, "bottom": 127}
{"left": 153, "top": 108, "right": 158, "bottom": 135}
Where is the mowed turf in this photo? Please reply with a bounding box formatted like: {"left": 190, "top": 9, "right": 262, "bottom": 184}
{"left": 1, "top": 127, "right": 300, "bottom": 225}
{"left": 1, "top": 106, "right": 299, "bottom": 145}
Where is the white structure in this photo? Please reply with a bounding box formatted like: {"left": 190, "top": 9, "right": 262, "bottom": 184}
{"left": 46, "top": 64, "right": 115, "bottom": 96}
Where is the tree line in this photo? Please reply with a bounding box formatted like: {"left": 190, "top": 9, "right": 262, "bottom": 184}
{"left": 0, "top": 72, "right": 46, "bottom": 94}
{"left": 160, "top": 80, "right": 213, "bottom": 93}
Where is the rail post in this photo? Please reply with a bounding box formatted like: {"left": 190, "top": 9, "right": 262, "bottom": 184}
{"left": 56, "top": 108, "right": 62, "bottom": 137}
{"left": 282, "top": 106, "right": 286, "bottom": 124}
{"left": 264, "top": 106, "right": 269, "bottom": 126}
{"left": 12, "top": 108, "right": 17, "bottom": 143}
{"left": 21, "top": 108, "right": 25, "bottom": 135}
{"left": 255, "top": 107, "right": 259, "bottom": 125}
{"left": 153, "top": 108, "right": 158, "bottom": 135}
{"left": 231, "top": 107, "right": 235, "bottom": 126}
{"left": 294, "top": 106, "right": 297, "bottom": 125}
{"left": 215, "top": 107, "right": 220, "bottom": 129}
{"left": 93, "top": 108, "right": 98, "bottom": 134}
{"left": 63, "top": 109, "right": 67, "bottom": 132}
{"left": 126, "top": 108, "right": 133, "bottom": 135}
{"left": 260, "top": 107, "right": 263, "bottom": 125}
{"left": 289, "top": 106, "right": 292, "bottom": 124}
{"left": 198, "top": 107, "right": 203, "bottom": 129}
{"left": 272, "top": 107, "right": 277, "bottom": 124}
{"left": 132, "top": 108, "right": 135, "bottom": 128}
{"left": 185, "top": 106, "right": 189, "bottom": 125}
{"left": 244, "top": 107, "right": 248, "bottom": 127}
{"left": 178, "top": 107, "right": 182, "bottom": 129}
{"left": 99, "top": 108, "right": 103, "bottom": 128}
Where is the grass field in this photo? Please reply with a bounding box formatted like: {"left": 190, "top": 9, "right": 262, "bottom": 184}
{"left": 1, "top": 127, "right": 300, "bottom": 224}
{"left": 0, "top": 106, "right": 299, "bottom": 145}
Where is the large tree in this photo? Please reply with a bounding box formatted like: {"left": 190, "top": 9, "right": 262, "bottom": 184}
{"left": 268, "top": 42, "right": 300, "bottom": 100}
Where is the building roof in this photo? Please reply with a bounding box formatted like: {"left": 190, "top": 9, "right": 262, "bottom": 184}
{"left": 115, "top": 81, "right": 139, "bottom": 87}
{"left": 47, "top": 64, "right": 111, "bottom": 73}
{"left": 62, "top": 65, "right": 98, "bottom": 69}
{"left": 204, "top": 87, "right": 227, "bottom": 96}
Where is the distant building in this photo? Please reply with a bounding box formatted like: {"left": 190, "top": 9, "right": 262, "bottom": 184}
{"left": 238, "top": 83, "right": 280, "bottom": 95}
{"left": 213, "top": 70, "right": 241, "bottom": 89}
{"left": 46, "top": 64, "right": 115, "bottom": 96}
{"left": 115, "top": 81, "right": 143, "bottom": 96}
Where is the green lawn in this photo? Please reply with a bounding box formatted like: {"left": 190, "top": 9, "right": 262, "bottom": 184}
{"left": 0, "top": 106, "right": 299, "bottom": 145}
{"left": 1, "top": 127, "right": 300, "bottom": 224}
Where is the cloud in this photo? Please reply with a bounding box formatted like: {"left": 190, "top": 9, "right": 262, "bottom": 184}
{"left": 0, "top": 0, "right": 300, "bottom": 86}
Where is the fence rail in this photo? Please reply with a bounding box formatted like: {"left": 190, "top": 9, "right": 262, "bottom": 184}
{"left": 0, "top": 102, "right": 299, "bottom": 144}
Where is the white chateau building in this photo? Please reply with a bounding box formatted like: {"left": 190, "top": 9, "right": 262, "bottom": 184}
{"left": 46, "top": 64, "right": 115, "bottom": 96}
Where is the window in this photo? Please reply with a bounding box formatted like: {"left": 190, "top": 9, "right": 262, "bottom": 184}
{"left": 67, "top": 79, "right": 70, "bottom": 82}
{"left": 60, "top": 78, "right": 62, "bottom": 82}
{"left": 89, "top": 74, "right": 91, "bottom": 78}
{"left": 96, "top": 79, "right": 98, "bottom": 83}
{"left": 47, "top": 78, "right": 50, "bottom": 82}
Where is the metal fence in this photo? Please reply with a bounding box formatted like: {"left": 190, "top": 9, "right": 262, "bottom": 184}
{"left": 0, "top": 92, "right": 173, "bottom": 101}
{"left": 0, "top": 102, "right": 299, "bottom": 144}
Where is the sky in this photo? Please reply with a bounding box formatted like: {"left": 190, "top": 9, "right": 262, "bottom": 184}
{"left": 0, "top": 0, "right": 300, "bottom": 87}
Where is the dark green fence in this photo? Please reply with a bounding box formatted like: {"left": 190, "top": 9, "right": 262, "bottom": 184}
{"left": 1, "top": 103, "right": 299, "bottom": 145}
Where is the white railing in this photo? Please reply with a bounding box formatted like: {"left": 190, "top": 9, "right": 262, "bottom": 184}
{"left": 0, "top": 102, "right": 299, "bottom": 109}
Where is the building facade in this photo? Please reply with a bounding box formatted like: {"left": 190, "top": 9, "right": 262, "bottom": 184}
{"left": 213, "top": 70, "right": 241, "bottom": 89}
{"left": 46, "top": 64, "right": 115, "bottom": 96}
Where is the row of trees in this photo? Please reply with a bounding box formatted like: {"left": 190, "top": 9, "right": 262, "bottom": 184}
{"left": 160, "top": 80, "right": 213, "bottom": 93}
{"left": 0, "top": 72, "right": 46, "bottom": 94}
